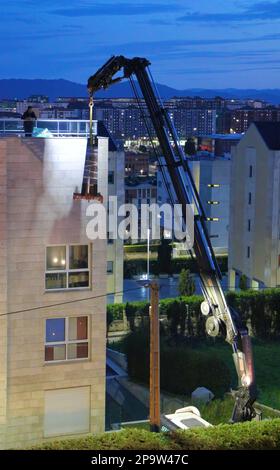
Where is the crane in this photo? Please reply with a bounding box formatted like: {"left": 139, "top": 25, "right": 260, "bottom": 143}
{"left": 88, "top": 56, "right": 257, "bottom": 423}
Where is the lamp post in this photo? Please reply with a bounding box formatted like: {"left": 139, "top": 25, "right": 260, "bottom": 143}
{"left": 149, "top": 281, "right": 160, "bottom": 432}
{"left": 147, "top": 228, "right": 150, "bottom": 280}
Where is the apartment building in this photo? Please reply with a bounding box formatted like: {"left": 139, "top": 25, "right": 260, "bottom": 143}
{"left": 0, "top": 120, "right": 123, "bottom": 448}
{"left": 157, "top": 154, "right": 231, "bottom": 253}
{"left": 229, "top": 122, "right": 280, "bottom": 289}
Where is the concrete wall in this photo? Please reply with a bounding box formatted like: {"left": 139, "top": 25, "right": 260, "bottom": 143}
{"left": 0, "top": 137, "right": 107, "bottom": 448}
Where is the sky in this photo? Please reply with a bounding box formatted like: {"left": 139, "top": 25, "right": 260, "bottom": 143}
{"left": 2, "top": 0, "right": 280, "bottom": 89}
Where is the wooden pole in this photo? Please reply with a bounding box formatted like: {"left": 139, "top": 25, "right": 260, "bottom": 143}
{"left": 149, "top": 281, "right": 160, "bottom": 432}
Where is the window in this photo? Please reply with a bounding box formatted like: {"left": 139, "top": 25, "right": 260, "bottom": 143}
{"left": 207, "top": 184, "right": 220, "bottom": 188}
{"left": 248, "top": 192, "right": 252, "bottom": 205}
{"left": 107, "top": 261, "right": 114, "bottom": 274}
{"left": 45, "top": 245, "right": 89, "bottom": 290}
{"left": 247, "top": 246, "right": 250, "bottom": 258}
{"left": 108, "top": 171, "right": 114, "bottom": 184}
{"left": 207, "top": 201, "right": 220, "bottom": 205}
{"left": 248, "top": 219, "right": 251, "bottom": 232}
{"left": 207, "top": 217, "right": 219, "bottom": 221}
{"left": 249, "top": 165, "right": 253, "bottom": 178}
{"left": 45, "top": 316, "right": 88, "bottom": 362}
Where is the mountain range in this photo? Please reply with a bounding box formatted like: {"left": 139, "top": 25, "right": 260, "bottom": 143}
{"left": 1, "top": 78, "right": 280, "bottom": 104}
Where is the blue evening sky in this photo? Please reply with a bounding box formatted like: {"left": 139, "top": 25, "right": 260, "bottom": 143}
{"left": 2, "top": 0, "right": 280, "bottom": 89}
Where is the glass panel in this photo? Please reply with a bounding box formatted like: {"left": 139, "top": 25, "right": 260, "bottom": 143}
{"left": 46, "top": 246, "right": 66, "bottom": 270}
{"left": 45, "top": 345, "right": 66, "bottom": 362}
{"left": 68, "top": 272, "right": 89, "bottom": 288}
{"left": 67, "top": 343, "right": 88, "bottom": 360}
{"left": 46, "top": 318, "right": 65, "bottom": 342}
{"left": 69, "top": 245, "right": 88, "bottom": 270}
{"left": 69, "top": 317, "right": 88, "bottom": 341}
{"left": 45, "top": 273, "right": 67, "bottom": 290}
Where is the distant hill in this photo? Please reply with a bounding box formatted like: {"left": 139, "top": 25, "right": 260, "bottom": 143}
{"left": 1, "top": 78, "right": 280, "bottom": 104}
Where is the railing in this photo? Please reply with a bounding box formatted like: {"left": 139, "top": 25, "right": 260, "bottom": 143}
{"left": 0, "top": 119, "right": 98, "bottom": 137}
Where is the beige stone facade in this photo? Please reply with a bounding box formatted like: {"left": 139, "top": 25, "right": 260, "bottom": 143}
{"left": 0, "top": 136, "right": 108, "bottom": 448}
{"left": 229, "top": 122, "right": 280, "bottom": 289}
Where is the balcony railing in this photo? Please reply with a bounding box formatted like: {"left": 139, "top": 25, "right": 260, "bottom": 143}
{"left": 0, "top": 119, "right": 98, "bottom": 137}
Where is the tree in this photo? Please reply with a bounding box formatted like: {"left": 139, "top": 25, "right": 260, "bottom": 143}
{"left": 157, "top": 237, "right": 172, "bottom": 274}
{"left": 239, "top": 274, "right": 248, "bottom": 291}
{"left": 184, "top": 138, "right": 196, "bottom": 156}
{"left": 178, "top": 268, "right": 195, "bottom": 297}
{"left": 125, "top": 302, "right": 137, "bottom": 332}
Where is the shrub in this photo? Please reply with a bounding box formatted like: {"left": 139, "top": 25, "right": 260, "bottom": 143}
{"left": 178, "top": 268, "right": 195, "bottom": 297}
{"left": 122, "top": 328, "right": 231, "bottom": 397}
{"left": 31, "top": 417, "right": 280, "bottom": 451}
{"left": 239, "top": 274, "right": 248, "bottom": 291}
{"left": 123, "top": 255, "right": 228, "bottom": 278}
{"left": 109, "top": 288, "right": 280, "bottom": 339}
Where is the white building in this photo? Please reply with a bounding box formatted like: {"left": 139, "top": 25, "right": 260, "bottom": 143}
{"left": 229, "top": 122, "right": 280, "bottom": 289}
{"left": 157, "top": 154, "right": 231, "bottom": 253}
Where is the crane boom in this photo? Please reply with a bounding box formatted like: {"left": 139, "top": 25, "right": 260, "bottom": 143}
{"left": 88, "top": 56, "right": 257, "bottom": 422}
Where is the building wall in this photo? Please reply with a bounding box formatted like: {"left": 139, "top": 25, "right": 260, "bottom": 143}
{"left": 157, "top": 156, "right": 230, "bottom": 253}
{"left": 102, "top": 142, "right": 124, "bottom": 303}
{"left": 229, "top": 124, "right": 280, "bottom": 288}
{"left": 0, "top": 137, "right": 107, "bottom": 448}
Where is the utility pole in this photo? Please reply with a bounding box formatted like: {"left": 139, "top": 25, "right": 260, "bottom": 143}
{"left": 149, "top": 281, "right": 160, "bottom": 432}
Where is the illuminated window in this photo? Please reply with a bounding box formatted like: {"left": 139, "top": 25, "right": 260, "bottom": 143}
{"left": 207, "top": 217, "right": 219, "bottom": 221}
{"left": 207, "top": 201, "right": 220, "bottom": 205}
{"left": 45, "top": 317, "right": 88, "bottom": 362}
{"left": 207, "top": 184, "right": 220, "bottom": 188}
{"left": 45, "top": 245, "right": 89, "bottom": 290}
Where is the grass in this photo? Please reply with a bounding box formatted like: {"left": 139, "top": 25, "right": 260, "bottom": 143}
{"left": 30, "top": 419, "right": 280, "bottom": 450}
{"left": 109, "top": 336, "right": 280, "bottom": 410}
{"left": 195, "top": 338, "right": 280, "bottom": 410}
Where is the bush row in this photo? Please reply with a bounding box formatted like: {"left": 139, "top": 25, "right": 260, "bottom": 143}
{"left": 124, "top": 244, "right": 160, "bottom": 253}
{"left": 32, "top": 418, "right": 280, "bottom": 450}
{"left": 124, "top": 255, "right": 228, "bottom": 278}
{"left": 107, "top": 288, "right": 280, "bottom": 339}
{"left": 122, "top": 328, "right": 231, "bottom": 397}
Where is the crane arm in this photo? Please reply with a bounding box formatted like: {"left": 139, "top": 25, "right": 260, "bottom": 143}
{"left": 88, "top": 56, "right": 257, "bottom": 423}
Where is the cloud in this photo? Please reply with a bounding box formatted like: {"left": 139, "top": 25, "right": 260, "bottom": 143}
{"left": 51, "top": 3, "right": 181, "bottom": 17}
{"left": 178, "top": 1, "right": 280, "bottom": 23}
{"left": 89, "top": 33, "right": 280, "bottom": 58}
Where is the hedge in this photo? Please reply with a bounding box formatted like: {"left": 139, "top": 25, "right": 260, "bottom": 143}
{"left": 31, "top": 419, "right": 280, "bottom": 450}
{"left": 124, "top": 244, "right": 160, "bottom": 253}
{"left": 107, "top": 289, "right": 280, "bottom": 339}
{"left": 122, "top": 328, "right": 231, "bottom": 397}
{"left": 124, "top": 255, "right": 228, "bottom": 278}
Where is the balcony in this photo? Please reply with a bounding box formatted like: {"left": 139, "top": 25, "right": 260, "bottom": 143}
{"left": 0, "top": 119, "right": 98, "bottom": 137}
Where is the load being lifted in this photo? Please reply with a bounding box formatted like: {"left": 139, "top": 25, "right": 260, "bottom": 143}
{"left": 88, "top": 56, "right": 257, "bottom": 423}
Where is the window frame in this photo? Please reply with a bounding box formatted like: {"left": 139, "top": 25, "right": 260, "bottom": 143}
{"left": 44, "top": 316, "right": 89, "bottom": 364}
{"left": 45, "top": 244, "right": 90, "bottom": 292}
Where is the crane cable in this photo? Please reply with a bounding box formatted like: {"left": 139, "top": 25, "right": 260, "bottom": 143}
{"left": 89, "top": 94, "right": 94, "bottom": 147}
